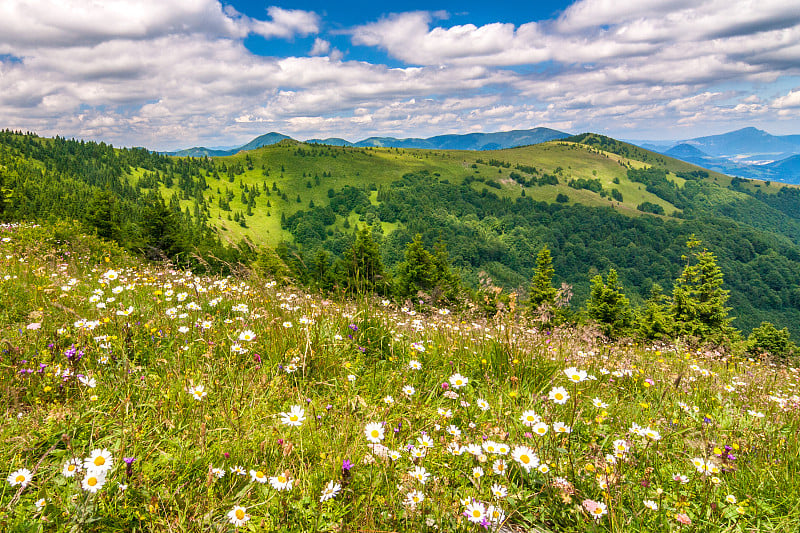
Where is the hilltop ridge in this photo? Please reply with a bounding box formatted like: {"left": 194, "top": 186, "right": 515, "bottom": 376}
{"left": 165, "top": 127, "right": 570, "bottom": 157}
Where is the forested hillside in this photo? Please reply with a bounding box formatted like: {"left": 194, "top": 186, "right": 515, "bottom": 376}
{"left": 0, "top": 131, "right": 255, "bottom": 272}
{"left": 3, "top": 129, "right": 800, "bottom": 339}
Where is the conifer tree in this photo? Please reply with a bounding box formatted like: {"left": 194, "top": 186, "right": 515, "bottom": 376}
{"left": 85, "top": 189, "right": 119, "bottom": 241}
{"left": 527, "top": 246, "right": 558, "bottom": 314}
{"left": 670, "top": 237, "right": 734, "bottom": 343}
{"left": 255, "top": 246, "right": 292, "bottom": 285}
{"left": 636, "top": 284, "right": 671, "bottom": 340}
{"left": 586, "top": 269, "right": 633, "bottom": 338}
{"left": 342, "top": 226, "right": 388, "bottom": 294}
{"left": 395, "top": 234, "right": 437, "bottom": 301}
{"left": 432, "top": 239, "right": 461, "bottom": 304}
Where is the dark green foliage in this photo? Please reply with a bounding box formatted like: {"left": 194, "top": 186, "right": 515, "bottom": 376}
{"left": 329, "top": 185, "right": 371, "bottom": 215}
{"left": 538, "top": 174, "right": 559, "bottom": 186}
{"left": 586, "top": 269, "right": 633, "bottom": 338}
{"left": 671, "top": 238, "right": 735, "bottom": 344}
{"left": 746, "top": 322, "right": 795, "bottom": 360}
{"left": 527, "top": 246, "right": 558, "bottom": 315}
{"left": 0, "top": 130, "right": 247, "bottom": 274}
{"left": 637, "top": 202, "right": 665, "bottom": 215}
{"left": 395, "top": 234, "right": 460, "bottom": 306}
{"left": 555, "top": 193, "right": 569, "bottom": 203}
{"left": 628, "top": 168, "right": 689, "bottom": 209}
{"left": 341, "top": 226, "right": 389, "bottom": 294}
{"left": 567, "top": 177, "right": 603, "bottom": 193}
{"left": 85, "top": 189, "right": 121, "bottom": 241}
{"left": 141, "top": 193, "right": 188, "bottom": 260}
{"left": 636, "top": 284, "right": 671, "bottom": 341}
{"left": 255, "top": 247, "right": 292, "bottom": 284}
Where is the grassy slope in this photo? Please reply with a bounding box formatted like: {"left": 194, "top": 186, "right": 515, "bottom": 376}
{"left": 146, "top": 140, "right": 749, "bottom": 248}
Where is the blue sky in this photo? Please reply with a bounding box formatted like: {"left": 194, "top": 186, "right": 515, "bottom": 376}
{"left": 1, "top": 0, "right": 799, "bottom": 150}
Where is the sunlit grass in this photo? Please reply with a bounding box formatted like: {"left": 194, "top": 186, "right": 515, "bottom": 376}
{"left": 1, "top": 222, "right": 799, "bottom": 532}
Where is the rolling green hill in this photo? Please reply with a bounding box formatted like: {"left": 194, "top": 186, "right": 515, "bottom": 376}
{"left": 3, "top": 129, "right": 800, "bottom": 338}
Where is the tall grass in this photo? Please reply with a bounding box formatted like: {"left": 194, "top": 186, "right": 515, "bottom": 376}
{"left": 1, "top": 222, "right": 798, "bottom": 532}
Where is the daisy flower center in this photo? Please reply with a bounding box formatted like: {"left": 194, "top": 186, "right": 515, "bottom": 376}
{"left": 235, "top": 509, "right": 245, "bottom": 520}
{"left": 15, "top": 475, "right": 24, "bottom": 482}
{"left": 94, "top": 457, "right": 105, "bottom": 466}
{"left": 371, "top": 430, "right": 379, "bottom": 438}
{"left": 88, "top": 477, "right": 97, "bottom": 486}
{"left": 521, "top": 455, "right": 530, "bottom": 464}
{"left": 256, "top": 471, "right": 264, "bottom": 478}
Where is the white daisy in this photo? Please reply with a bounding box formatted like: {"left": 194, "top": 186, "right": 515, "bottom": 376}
{"left": 364, "top": 422, "right": 385, "bottom": 443}
{"left": 227, "top": 505, "right": 250, "bottom": 527}
{"left": 81, "top": 470, "right": 107, "bottom": 493}
{"left": 280, "top": 405, "right": 306, "bottom": 427}
{"left": 320, "top": 481, "right": 341, "bottom": 502}
{"left": 7, "top": 468, "right": 32, "bottom": 487}
{"left": 83, "top": 449, "right": 113, "bottom": 472}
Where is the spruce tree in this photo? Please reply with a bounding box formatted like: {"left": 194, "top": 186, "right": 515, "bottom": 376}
{"left": 527, "top": 246, "right": 558, "bottom": 314}
{"left": 432, "top": 239, "right": 461, "bottom": 304}
{"left": 395, "top": 234, "right": 437, "bottom": 301}
{"left": 85, "top": 189, "right": 119, "bottom": 241}
{"left": 586, "top": 269, "right": 633, "bottom": 338}
{"left": 671, "top": 237, "right": 734, "bottom": 344}
{"left": 342, "top": 226, "right": 387, "bottom": 294}
{"left": 636, "top": 284, "right": 671, "bottom": 340}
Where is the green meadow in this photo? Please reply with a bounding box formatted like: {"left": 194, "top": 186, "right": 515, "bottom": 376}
{"left": 1, "top": 223, "right": 799, "bottom": 532}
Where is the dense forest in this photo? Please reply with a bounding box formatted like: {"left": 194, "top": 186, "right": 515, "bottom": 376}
{"left": 0, "top": 130, "right": 255, "bottom": 272}
{"left": 3, "top": 129, "right": 800, "bottom": 345}
{"left": 279, "top": 169, "right": 800, "bottom": 337}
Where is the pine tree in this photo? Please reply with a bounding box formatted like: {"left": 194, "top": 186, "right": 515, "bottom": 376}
{"left": 85, "top": 189, "right": 119, "bottom": 241}
{"left": 586, "top": 269, "right": 633, "bottom": 338}
{"left": 746, "top": 322, "right": 794, "bottom": 360}
{"left": 341, "top": 226, "right": 388, "bottom": 294}
{"left": 527, "top": 246, "right": 558, "bottom": 314}
{"left": 671, "top": 237, "right": 734, "bottom": 344}
{"left": 636, "top": 284, "right": 671, "bottom": 340}
{"left": 395, "top": 234, "right": 438, "bottom": 302}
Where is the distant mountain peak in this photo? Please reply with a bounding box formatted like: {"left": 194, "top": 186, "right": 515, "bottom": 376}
{"left": 166, "top": 127, "right": 571, "bottom": 156}
{"left": 664, "top": 143, "right": 709, "bottom": 158}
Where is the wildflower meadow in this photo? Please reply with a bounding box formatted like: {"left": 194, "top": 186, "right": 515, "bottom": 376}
{"left": 1, "top": 222, "right": 799, "bottom": 532}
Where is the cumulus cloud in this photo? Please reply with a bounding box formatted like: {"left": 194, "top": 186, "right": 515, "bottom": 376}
{"left": 1, "top": 0, "right": 799, "bottom": 147}
{"left": 250, "top": 6, "right": 320, "bottom": 39}
{"left": 773, "top": 89, "right": 800, "bottom": 109}
{"left": 309, "top": 38, "right": 331, "bottom": 56}
{"left": 0, "top": 1, "right": 320, "bottom": 48}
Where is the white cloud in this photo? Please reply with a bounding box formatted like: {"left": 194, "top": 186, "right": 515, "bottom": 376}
{"left": 1, "top": 0, "right": 800, "bottom": 147}
{"left": 772, "top": 89, "right": 800, "bottom": 109}
{"left": 250, "top": 6, "right": 319, "bottom": 39}
{"left": 310, "top": 38, "right": 331, "bottom": 56}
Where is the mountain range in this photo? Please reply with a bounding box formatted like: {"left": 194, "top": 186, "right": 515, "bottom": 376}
{"left": 168, "top": 126, "right": 800, "bottom": 183}
{"left": 633, "top": 127, "right": 800, "bottom": 183}
{"left": 166, "top": 127, "right": 570, "bottom": 157}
